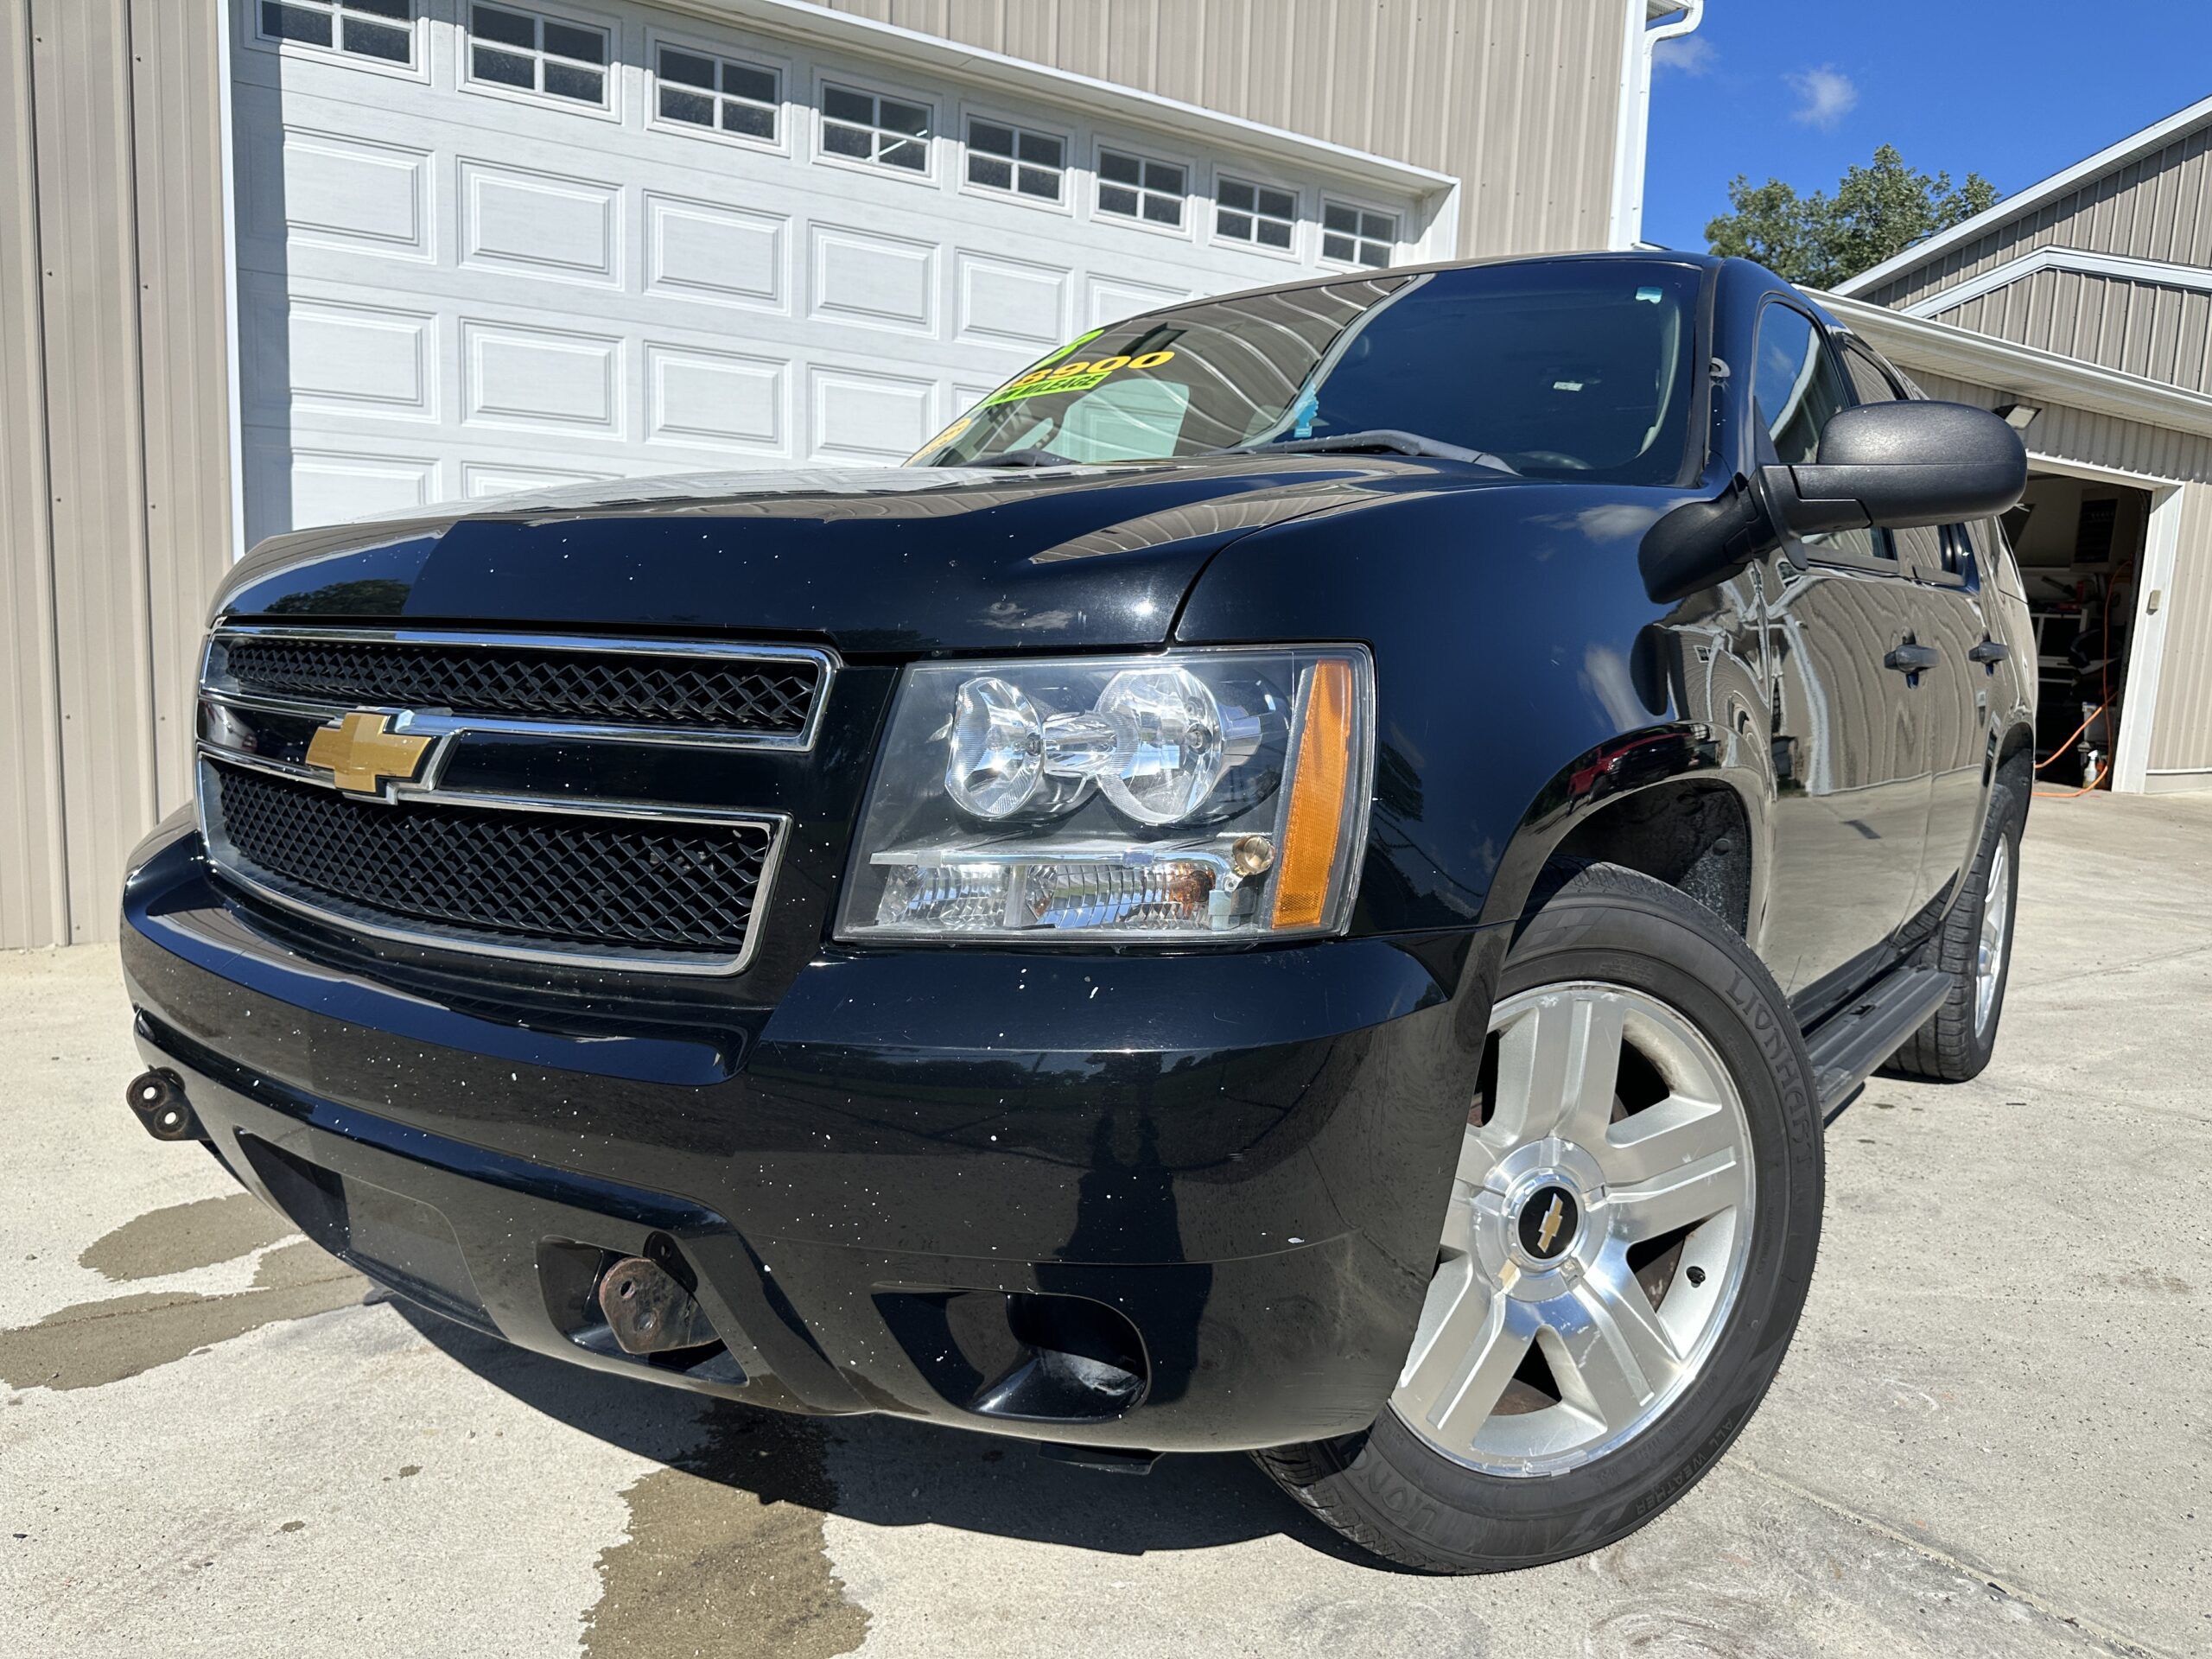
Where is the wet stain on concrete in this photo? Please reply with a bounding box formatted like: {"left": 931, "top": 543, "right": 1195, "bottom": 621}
{"left": 77, "top": 1192, "right": 292, "bottom": 1283}
{"left": 582, "top": 1406, "right": 868, "bottom": 1659}
{"left": 0, "top": 1241, "right": 368, "bottom": 1392}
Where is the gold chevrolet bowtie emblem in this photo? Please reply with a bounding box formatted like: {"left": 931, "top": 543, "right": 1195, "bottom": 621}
{"left": 1536, "top": 1195, "right": 1566, "bottom": 1255}
{"left": 305, "top": 711, "right": 436, "bottom": 797}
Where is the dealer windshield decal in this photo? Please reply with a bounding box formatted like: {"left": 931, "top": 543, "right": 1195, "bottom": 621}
{"left": 980, "top": 350, "right": 1179, "bottom": 407}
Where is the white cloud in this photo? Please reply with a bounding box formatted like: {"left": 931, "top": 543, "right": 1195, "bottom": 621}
{"left": 1787, "top": 65, "right": 1859, "bottom": 130}
{"left": 1653, "top": 35, "right": 1715, "bottom": 76}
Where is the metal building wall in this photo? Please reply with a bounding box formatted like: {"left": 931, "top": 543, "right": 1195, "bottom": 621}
{"left": 1859, "top": 118, "right": 2212, "bottom": 315}
{"left": 1930, "top": 273, "right": 2212, "bottom": 398}
{"left": 0, "top": 0, "right": 232, "bottom": 949}
{"left": 0, "top": 0, "right": 69, "bottom": 949}
{"left": 818, "top": 0, "right": 1630, "bottom": 256}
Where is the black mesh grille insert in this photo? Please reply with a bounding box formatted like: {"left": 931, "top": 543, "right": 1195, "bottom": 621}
{"left": 209, "top": 762, "right": 772, "bottom": 959}
{"left": 219, "top": 635, "right": 819, "bottom": 737}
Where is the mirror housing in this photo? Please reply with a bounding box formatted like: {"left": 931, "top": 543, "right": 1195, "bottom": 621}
{"left": 1638, "top": 476, "right": 1776, "bottom": 605}
{"left": 1761, "top": 399, "right": 2028, "bottom": 537}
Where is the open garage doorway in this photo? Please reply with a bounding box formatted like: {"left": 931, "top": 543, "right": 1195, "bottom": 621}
{"left": 2003, "top": 462, "right": 2181, "bottom": 792}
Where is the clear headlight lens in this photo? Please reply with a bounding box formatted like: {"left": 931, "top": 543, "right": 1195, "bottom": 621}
{"left": 837, "top": 647, "right": 1373, "bottom": 942}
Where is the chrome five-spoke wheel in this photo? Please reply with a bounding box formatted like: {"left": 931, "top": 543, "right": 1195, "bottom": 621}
{"left": 1390, "top": 981, "right": 1755, "bottom": 1476}
{"left": 1255, "top": 862, "right": 1819, "bottom": 1573}
{"left": 1975, "top": 834, "right": 2012, "bottom": 1035}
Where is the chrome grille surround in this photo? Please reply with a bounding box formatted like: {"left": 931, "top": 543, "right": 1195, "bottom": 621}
{"left": 194, "top": 625, "right": 820, "bottom": 975}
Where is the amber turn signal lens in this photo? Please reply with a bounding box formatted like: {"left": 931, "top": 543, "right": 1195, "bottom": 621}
{"left": 1269, "top": 658, "right": 1356, "bottom": 931}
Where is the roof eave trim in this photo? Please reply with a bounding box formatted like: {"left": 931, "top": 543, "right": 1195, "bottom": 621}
{"left": 1817, "top": 290, "right": 2212, "bottom": 444}
{"left": 1902, "top": 246, "right": 2212, "bottom": 318}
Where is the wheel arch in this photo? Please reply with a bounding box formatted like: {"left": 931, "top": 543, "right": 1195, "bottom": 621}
{"left": 1476, "top": 726, "right": 1769, "bottom": 939}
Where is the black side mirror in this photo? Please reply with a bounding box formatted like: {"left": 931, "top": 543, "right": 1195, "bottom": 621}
{"left": 1762, "top": 400, "right": 2027, "bottom": 536}
{"left": 1637, "top": 400, "right": 2029, "bottom": 606}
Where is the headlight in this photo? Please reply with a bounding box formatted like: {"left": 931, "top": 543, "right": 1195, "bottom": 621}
{"left": 837, "top": 647, "right": 1373, "bottom": 942}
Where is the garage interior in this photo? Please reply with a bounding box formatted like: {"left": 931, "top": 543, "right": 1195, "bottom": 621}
{"left": 2003, "top": 470, "right": 2152, "bottom": 788}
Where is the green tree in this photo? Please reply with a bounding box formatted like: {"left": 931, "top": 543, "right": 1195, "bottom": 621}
{"left": 1706, "top": 145, "right": 1999, "bottom": 289}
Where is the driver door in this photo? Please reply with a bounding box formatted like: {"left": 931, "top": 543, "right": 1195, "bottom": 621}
{"left": 1752, "top": 302, "right": 1932, "bottom": 1002}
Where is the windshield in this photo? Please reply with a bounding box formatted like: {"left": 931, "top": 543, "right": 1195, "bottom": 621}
{"left": 910, "top": 260, "right": 1704, "bottom": 484}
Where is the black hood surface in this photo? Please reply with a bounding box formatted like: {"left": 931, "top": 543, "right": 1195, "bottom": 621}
{"left": 213, "top": 457, "right": 1510, "bottom": 654}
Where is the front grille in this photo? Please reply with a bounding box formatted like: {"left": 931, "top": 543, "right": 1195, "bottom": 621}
{"left": 218, "top": 634, "right": 820, "bottom": 739}
{"left": 207, "top": 761, "right": 773, "bottom": 963}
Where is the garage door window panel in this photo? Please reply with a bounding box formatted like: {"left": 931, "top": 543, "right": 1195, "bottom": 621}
{"left": 821, "top": 84, "right": 933, "bottom": 175}
{"left": 965, "top": 117, "right": 1066, "bottom": 207}
{"left": 466, "top": 4, "right": 611, "bottom": 111}
{"left": 1321, "top": 200, "right": 1398, "bottom": 269}
{"left": 1096, "top": 148, "right": 1189, "bottom": 232}
{"left": 653, "top": 41, "right": 781, "bottom": 147}
{"left": 258, "top": 0, "right": 416, "bottom": 68}
{"left": 1216, "top": 176, "right": 1298, "bottom": 254}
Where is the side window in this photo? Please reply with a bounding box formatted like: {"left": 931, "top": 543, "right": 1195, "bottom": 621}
{"left": 1848, "top": 343, "right": 1972, "bottom": 581}
{"left": 1841, "top": 344, "right": 1902, "bottom": 410}
{"left": 1753, "top": 302, "right": 1891, "bottom": 563}
{"left": 1942, "top": 521, "right": 1981, "bottom": 582}
{"left": 1890, "top": 521, "right": 1948, "bottom": 573}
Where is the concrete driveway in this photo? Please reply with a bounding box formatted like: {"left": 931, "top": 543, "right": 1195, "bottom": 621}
{"left": 3, "top": 794, "right": 2205, "bottom": 1658}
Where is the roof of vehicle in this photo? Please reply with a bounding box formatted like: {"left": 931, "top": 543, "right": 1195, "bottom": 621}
{"left": 1114, "top": 248, "right": 1736, "bottom": 316}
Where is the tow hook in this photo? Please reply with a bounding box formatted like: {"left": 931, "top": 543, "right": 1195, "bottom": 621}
{"left": 595, "top": 1249, "right": 718, "bottom": 1355}
{"left": 125, "top": 1069, "right": 205, "bottom": 1142}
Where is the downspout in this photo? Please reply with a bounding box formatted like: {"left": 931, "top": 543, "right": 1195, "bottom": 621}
{"left": 1607, "top": 0, "right": 1704, "bottom": 249}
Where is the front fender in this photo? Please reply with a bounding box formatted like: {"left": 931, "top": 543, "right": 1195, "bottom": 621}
{"left": 1172, "top": 482, "right": 1773, "bottom": 941}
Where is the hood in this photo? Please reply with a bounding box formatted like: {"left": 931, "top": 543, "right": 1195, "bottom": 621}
{"left": 213, "top": 457, "right": 1508, "bottom": 653}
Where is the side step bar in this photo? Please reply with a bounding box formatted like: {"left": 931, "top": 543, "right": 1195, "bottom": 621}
{"left": 1802, "top": 966, "right": 1953, "bottom": 1116}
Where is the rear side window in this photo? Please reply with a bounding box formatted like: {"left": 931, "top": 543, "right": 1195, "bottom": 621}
{"left": 1755, "top": 302, "right": 1891, "bottom": 562}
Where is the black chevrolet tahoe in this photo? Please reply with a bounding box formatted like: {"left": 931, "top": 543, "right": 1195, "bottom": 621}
{"left": 119, "top": 253, "right": 2033, "bottom": 1573}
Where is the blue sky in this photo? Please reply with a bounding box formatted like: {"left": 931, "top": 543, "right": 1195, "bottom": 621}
{"left": 1643, "top": 2, "right": 2212, "bottom": 254}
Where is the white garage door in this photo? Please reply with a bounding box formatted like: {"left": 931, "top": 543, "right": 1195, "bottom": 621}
{"left": 232, "top": 0, "right": 1432, "bottom": 544}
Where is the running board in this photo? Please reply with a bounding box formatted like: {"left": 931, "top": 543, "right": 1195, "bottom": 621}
{"left": 1802, "top": 966, "right": 1953, "bottom": 1115}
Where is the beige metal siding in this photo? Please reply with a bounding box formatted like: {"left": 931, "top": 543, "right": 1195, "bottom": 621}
{"left": 2148, "top": 480, "right": 2212, "bottom": 779}
{"left": 821, "top": 0, "right": 1630, "bottom": 255}
{"left": 0, "top": 0, "right": 231, "bottom": 947}
{"left": 29, "top": 0, "right": 158, "bottom": 945}
{"left": 128, "top": 0, "right": 233, "bottom": 822}
{"left": 0, "top": 0, "right": 70, "bottom": 950}
{"left": 1934, "top": 271, "right": 2212, "bottom": 397}
{"left": 1860, "top": 118, "right": 2212, "bottom": 320}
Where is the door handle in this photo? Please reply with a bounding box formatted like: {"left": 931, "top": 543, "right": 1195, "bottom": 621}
{"left": 1885, "top": 643, "right": 1942, "bottom": 673}
{"left": 1967, "top": 639, "right": 2010, "bottom": 665}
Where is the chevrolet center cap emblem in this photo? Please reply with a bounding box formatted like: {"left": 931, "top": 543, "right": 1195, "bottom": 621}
{"left": 305, "top": 710, "right": 437, "bottom": 797}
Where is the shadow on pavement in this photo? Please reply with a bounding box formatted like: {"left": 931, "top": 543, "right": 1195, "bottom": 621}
{"left": 385, "top": 1296, "right": 1394, "bottom": 1568}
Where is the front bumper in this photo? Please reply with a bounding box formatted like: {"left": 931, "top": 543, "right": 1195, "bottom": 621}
{"left": 121, "top": 815, "right": 1494, "bottom": 1452}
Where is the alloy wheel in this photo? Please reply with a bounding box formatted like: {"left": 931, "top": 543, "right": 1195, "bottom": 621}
{"left": 1390, "top": 982, "right": 1756, "bottom": 1476}
{"left": 1974, "top": 836, "right": 2013, "bottom": 1035}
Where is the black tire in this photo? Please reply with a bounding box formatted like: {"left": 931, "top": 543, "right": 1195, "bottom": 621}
{"left": 1254, "top": 862, "right": 1824, "bottom": 1573}
{"left": 1887, "top": 771, "right": 2025, "bottom": 1083}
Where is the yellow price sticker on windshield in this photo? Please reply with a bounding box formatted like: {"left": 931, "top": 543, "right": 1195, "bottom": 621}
{"left": 906, "top": 413, "right": 974, "bottom": 462}
{"left": 979, "top": 350, "right": 1177, "bottom": 408}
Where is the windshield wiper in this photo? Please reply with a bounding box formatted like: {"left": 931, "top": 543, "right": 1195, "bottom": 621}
{"left": 1229, "top": 429, "right": 1518, "bottom": 474}
{"left": 951, "top": 448, "right": 1077, "bottom": 469}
